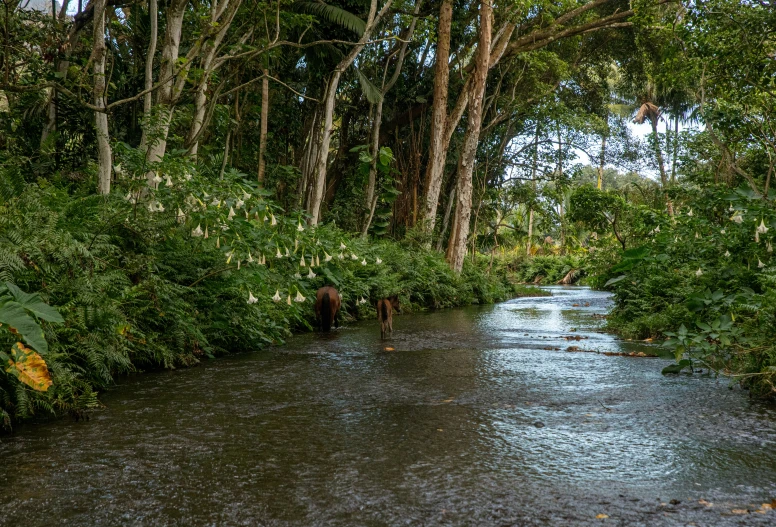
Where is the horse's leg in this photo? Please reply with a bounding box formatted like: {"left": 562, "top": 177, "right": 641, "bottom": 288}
{"left": 334, "top": 308, "right": 339, "bottom": 328}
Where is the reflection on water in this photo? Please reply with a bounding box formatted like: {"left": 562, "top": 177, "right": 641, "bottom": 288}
{"left": 1, "top": 286, "right": 776, "bottom": 526}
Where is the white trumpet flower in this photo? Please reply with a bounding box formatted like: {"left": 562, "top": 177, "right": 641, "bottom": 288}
{"left": 315, "top": 255, "right": 320, "bottom": 266}
{"left": 695, "top": 268, "right": 703, "bottom": 277}
{"left": 184, "top": 172, "right": 193, "bottom": 181}
{"left": 228, "top": 207, "right": 236, "bottom": 220}
{"left": 285, "top": 247, "right": 290, "bottom": 257}
{"left": 720, "top": 229, "right": 726, "bottom": 234}
{"left": 176, "top": 208, "right": 186, "bottom": 223}
{"left": 270, "top": 213, "right": 277, "bottom": 226}
{"left": 757, "top": 219, "right": 769, "bottom": 234}
{"left": 361, "top": 258, "right": 367, "bottom": 266}
{"left": 725, "top": 250, "right": 731, "bottom": 257}
{"left": 340, "top": 242, "right": 347, "bottom": 250}
{"left": 295, "top": 291, "right": 306, "bottom": 303}
{"left": 245, "top": 210, "right": 249, "bottom": 219}
{"left": 695, "top": 232, "right": 701, "bottom": 239}
{"left": 204, "top": 226, "right": 209, "bottom": 239}
{"left": 192, "top": 224, "right": 204, "bottom": 237}
{"left": 226, "top": 251, "right": 234, "bottom": 264}
{"left": 307, "top": 268, "right": 316, "bottom": 279}
{"left": 376, "top": 257, "right": 382, "bottom": 265}
{"left": 731, "top": 213, "right": 743, "bottom": 224}
{"left": 324, "top": 252, "right": 332, "bottom": 262}
{"left": 276, "top": 248, "right": 283, "bottom": 258}
{"left": 756, "top": 230, "right": 760, "bottom": 243}
{"left": 247, "top": 291, "right": 258, "bottom": 304}
{"left": 687, "top": 209, "right": 693, "bottom": 217}
{"left": 768, "top": 242, "right": 773, "bottom": 253}
{"left": 216, "top": 237, "right": 220, "bottom": 248}
{"left": 243, "top": 191, "right": 251, "bottom": 201}
{"left": 297, "top": 221, "right": 305, "bottom": 232}
{"left": 351, "top": 253, "right": 358, "bottom": 260}
{"left": 211, "top": 198, "right": 221, "bottom": 207}
{"left": 152, "top": 173, "right": 163, "bottom": 188}
{"left": 654, "top": 226, "right": 660, "bottom": 233}
{"left": 272, "top": 290, "right": 282, "bottom": 302}
{"left": 300, "top": 254, "right": 306, "bottom": 267}
{"left": 235, "top": 198, "right": 244, "bottom": 209}
{"left": 759, "top": 259, "right": 766, "bottom": 269}
{"left": 286, "top": 294, "right": 292, "bottom": 306}
{"left": 338, "top": 253, "right": 345, "bottom": 260}
{"left": 164, "top": 175, "right": 173, "bottom": 187}
{"left": 237, "top": 260, "right": 241, "bottom": 270}
{"left": 247, "top": 252, "right": 254, "bottom": 263}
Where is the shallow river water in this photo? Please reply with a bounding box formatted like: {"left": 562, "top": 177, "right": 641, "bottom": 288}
{"left": 2, "top": 286, "right": 776, "bottom": 526}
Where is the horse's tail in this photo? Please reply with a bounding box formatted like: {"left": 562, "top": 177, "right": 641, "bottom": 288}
{"left": 380, "top": 300, "right": 389, "bottom": 322}
{"left": 321, "top": 292, "right": 332, "bottom": 331}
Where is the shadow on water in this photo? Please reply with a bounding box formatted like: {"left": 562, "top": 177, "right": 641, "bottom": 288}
{"left": 2, "top": 286, "right": 776, "bottom": 526}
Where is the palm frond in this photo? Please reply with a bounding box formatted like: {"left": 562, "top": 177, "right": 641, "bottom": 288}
{"left": 292, "top": 2, "right": 366, "bottom": 36}
{"left": 355, "top": 67, "right": 383, "bottom": 104}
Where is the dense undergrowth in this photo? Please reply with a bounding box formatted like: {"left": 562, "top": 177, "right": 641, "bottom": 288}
{"left": 586, "top": 185, "right": 776, "bottom": 398}
{"left": 0, "top": 167, "right": 527, "bottom": 429}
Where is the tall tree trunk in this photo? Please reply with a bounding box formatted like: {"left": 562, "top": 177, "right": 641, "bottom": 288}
{"left": 39, "top": 2, "right": 70, "bottom": 152}
{"left": 419, "top": 0, "right": 452, "bottom": 237}
{"left": 597, "top": 134, "right": 606, "bottom": 190}
{"left": 362, "top": 1, "right": 420, "bottom": 237}
{"left": 144, "top": 0, "right": 187, "bottom": 182}
{"left": 184, "top": 0, "right": 243, "bottom": 157}
{"left": 445, "top": 0, "right": 492, "bottom": 273}
{"left": 307, "top": 0, "right": 393, "bottom": 225}
{"left": 650, "top": 116, "right": 674, "bottom": 215}
{"left": 435, "top": 182, "right": 455, "bottom": 252}
{"left": 140, "top": 0, "right": 158, "bottom": 148}
{"left": 526, "top": 124, "right": 539, "bottom": 255}
{"left": 670, "top": 116, "right": 679, "bottom": 183}
{"left": 94, "top": 0, "right": 112, "bottom": 195}
{"left": 258, "top": 69, "right": 269, "bottom": 184}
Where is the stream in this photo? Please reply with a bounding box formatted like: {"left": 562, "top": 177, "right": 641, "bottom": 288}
{"left": 2, "top": 286, "right": 776, "bottom": 526}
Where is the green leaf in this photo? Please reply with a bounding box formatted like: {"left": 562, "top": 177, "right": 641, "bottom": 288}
{"left": 292, "top": 2, "right": 366, "bottom": 35}
{"left": 0, "top": 301, "right": 48, "bottom": 354}
{"left": 4, "top": 282, "right": 64, "bottom": 323}
{"left": 355, "top": 67, "right": 383, "bottom": 104}
{"left": 604, "top": 275, "right": 627, "bottom": 287}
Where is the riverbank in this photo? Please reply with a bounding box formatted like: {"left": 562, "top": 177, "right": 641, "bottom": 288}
{"left": 0, "top": 183, "right": 544, "bottom": 429}
{"left": 3, "top": 287, "right": 775, "bottom": 526}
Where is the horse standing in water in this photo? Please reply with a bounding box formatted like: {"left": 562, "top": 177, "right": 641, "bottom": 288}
{"left": 315, "top": 286, "right": 341, "bottom": 331}
{"left": 376, "top": 295, "right": 400, "bottom": 339}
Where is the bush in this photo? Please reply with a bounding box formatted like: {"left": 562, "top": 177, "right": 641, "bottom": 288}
{"left": 0, "top": 169, "right": 523, "bottom": 428}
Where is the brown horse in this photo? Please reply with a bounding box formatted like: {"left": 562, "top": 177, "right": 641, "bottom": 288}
{"left": 315, "top": 286, "right": 341, "bottom": 331}
{"left": 376, "top": 295, "right": 400, "bottom": 339}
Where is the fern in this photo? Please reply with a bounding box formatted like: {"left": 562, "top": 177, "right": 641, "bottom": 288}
{"left": 292, "top": 1, "right": 366, "bottom": 35}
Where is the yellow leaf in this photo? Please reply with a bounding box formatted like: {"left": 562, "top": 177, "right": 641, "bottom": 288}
{"left": 731, "top": 509, "right": 749, "bottom": 515}
{"left": 595, "top": 514, "right": 609, "bottom": 519}
{"left": 6, "top": 342, "right": 53, "bottom": 392}
{"left": 698, "top": 499, "right": 713, "bottom": 507}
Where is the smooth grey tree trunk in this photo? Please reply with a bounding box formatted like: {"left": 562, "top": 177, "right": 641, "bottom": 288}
{"left": 308, "top": 0, "right": 393, "bottom": 225}
{"left": 140, "top": 0, "right": 158, "bottom": 148}
{"left": 94, "top": 0, "right": 112, "bottom": 195}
